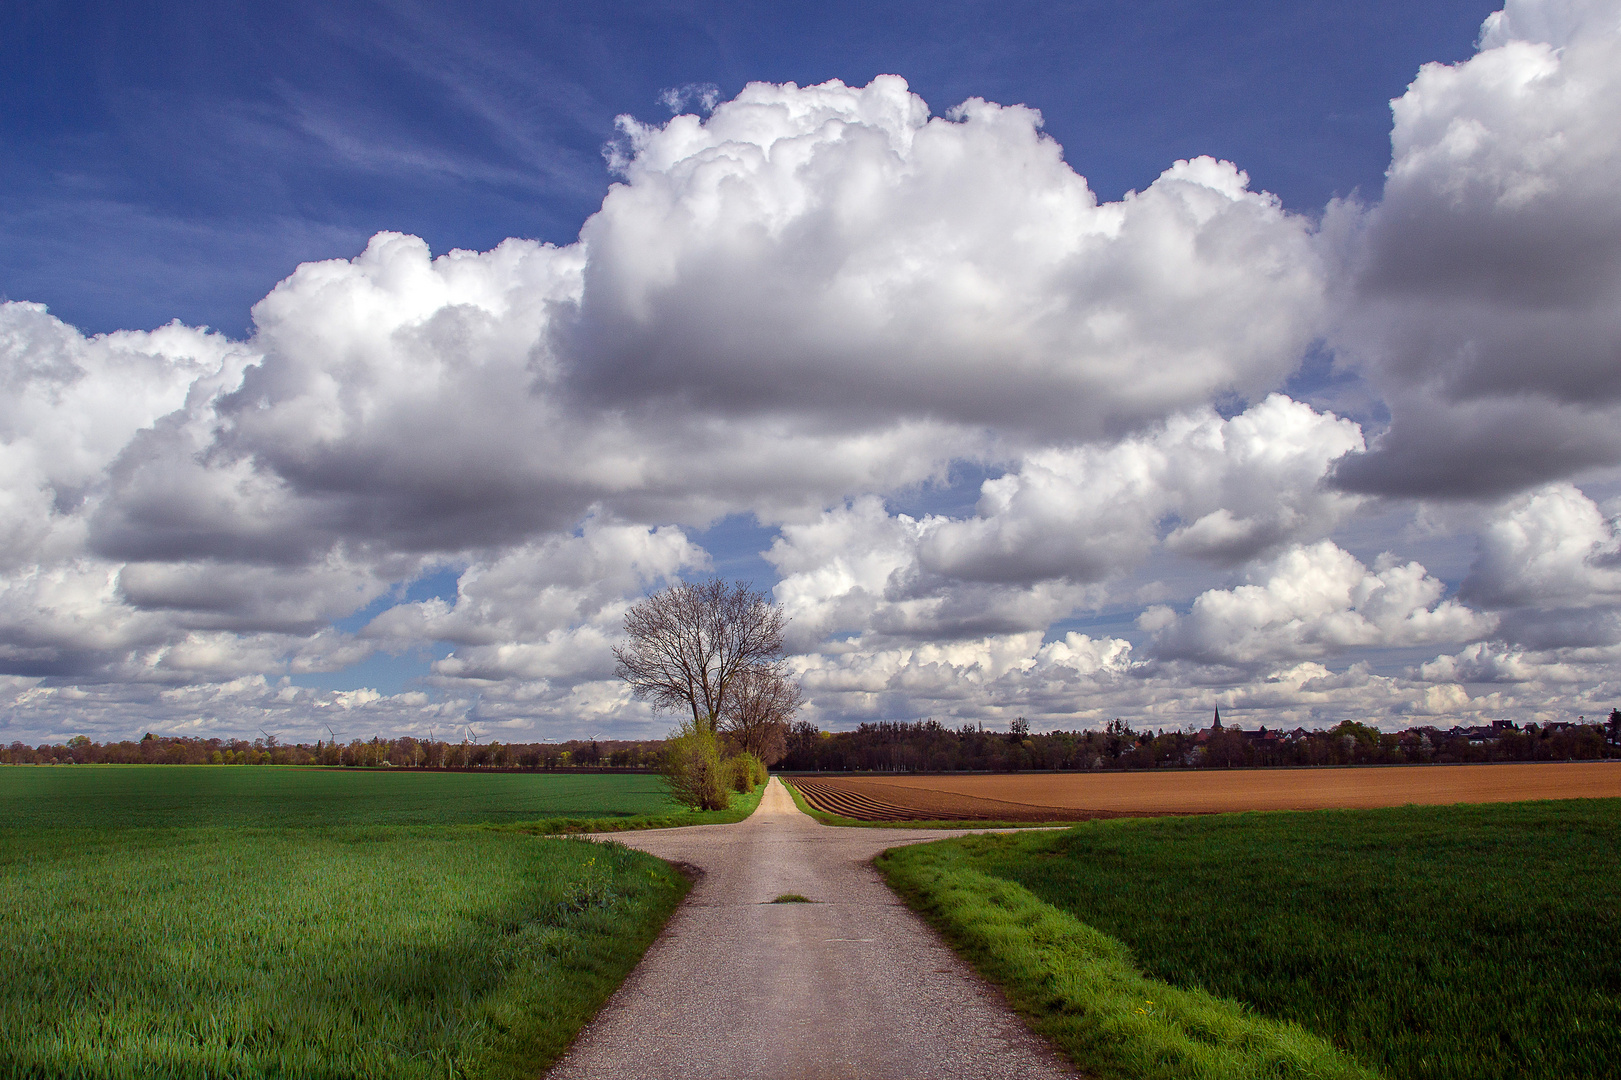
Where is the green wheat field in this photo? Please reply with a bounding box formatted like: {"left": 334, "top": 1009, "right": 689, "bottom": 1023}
{"left": 882, "top": 798, "right": 1621, "bottom": 1080}
{"left": 0, "top": 766, "right": 697, "bottom": 1079}
{"left": 0, "top": 764, "right": 685, "bottom": 829}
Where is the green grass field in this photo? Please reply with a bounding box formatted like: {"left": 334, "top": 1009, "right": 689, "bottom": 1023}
{"left": 0, "top": 825, "right": 687, "bottom": 1078}
{"left": 879, "top": 799, "right": 1621, "bottom": 1080}
{"left": 0, "top": 765, "right": 769, "bottom": 1078}
{"left": 0, "top": 766, "right": 683, "bottom": 828}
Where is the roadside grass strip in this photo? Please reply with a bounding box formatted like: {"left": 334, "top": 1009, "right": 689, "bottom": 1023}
{"left": 878, "top": 841, "right": 1377, "bottom": 1080}
{"left": 0, "top": 826, "right": 688, "bottom": 1079}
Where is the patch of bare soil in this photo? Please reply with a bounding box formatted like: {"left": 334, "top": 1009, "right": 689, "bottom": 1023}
{"left": 794, "top": 761, "right": 1621, "bottom": 820}
{"left": 795, "top": 777, "right": 1118, "bottom": 821}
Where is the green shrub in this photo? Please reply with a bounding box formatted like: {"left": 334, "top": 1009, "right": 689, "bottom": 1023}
{"left": 728, "top": 751, "right": 766, "bottom": 792}
{"left": 661, "top": 723, "right": 731, "bottom": 811}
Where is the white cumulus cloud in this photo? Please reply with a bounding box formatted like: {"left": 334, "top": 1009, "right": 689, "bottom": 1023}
{"left": 6, "top": 31, "right": 1621, "bottom": 741}
{"left": 572, "top": 78, "right": 1326, "bottom": 441}
{"left": 1145, "top": 541, "right": 1496, "bottom": 666}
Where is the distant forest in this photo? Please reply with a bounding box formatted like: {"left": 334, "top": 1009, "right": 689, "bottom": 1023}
{"left": 776, "top": 715, "right": 1621, "bottom": 773}
{"left": 0, "top": 733, "right": 664, "bottom": 769}
{"left": 6, "top": 713, "right": 1620, "bottom": 771}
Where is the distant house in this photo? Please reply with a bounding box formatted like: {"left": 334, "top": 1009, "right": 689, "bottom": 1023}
{"left": 1449, "top": 719, "right": 1519, "bottom": 744}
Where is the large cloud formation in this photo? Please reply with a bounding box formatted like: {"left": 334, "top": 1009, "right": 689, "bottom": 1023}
{"left": 1331, "top": 0, "right": 1621, "bottom": 496}
{"left": 570, "top": 80, "right": 1324, "bottom": 439}
{"left": 4, "top": 0, "right": 1620, "bottom": 741}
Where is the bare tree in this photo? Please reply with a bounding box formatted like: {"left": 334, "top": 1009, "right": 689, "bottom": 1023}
{"left": 613, "top": 579, "right": 788, "bottom": 734}
{"left": 719, "top": 663, "right": 800, "bottom": 765}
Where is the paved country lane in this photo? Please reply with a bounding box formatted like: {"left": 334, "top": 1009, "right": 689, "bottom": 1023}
{"left": 545, "top": 776, "right": 1077, "bottom": 1080}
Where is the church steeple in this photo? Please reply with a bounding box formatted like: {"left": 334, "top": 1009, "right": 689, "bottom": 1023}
{"left": 1212, "top": 706, "right": 1222, "bottom": 731}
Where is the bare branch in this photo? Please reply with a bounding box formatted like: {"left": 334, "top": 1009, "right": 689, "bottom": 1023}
{"left": 718, "top": 662, "right": 801, "bottom": 765}
{"left": 613, "top": 579, "right": 790, "bottom": 734}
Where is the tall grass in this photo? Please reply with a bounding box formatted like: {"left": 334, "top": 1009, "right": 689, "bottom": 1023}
{"left": 882, "top": 798, "right": 1621, "bottom": 1080}
{"left": 0, "top": 826, "right": 688, "bottom": 1078}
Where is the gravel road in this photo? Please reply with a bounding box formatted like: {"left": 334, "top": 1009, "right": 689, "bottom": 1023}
{"left": 546, "top": 776, "right": 1077, "bottom": 1079}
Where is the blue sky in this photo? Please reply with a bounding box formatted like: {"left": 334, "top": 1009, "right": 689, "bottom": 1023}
{"left": 5, "top": 1, "right": 1494, "bottom": 337}
{"left": 4, "top": 0, "right": 1619, "bottom": 741}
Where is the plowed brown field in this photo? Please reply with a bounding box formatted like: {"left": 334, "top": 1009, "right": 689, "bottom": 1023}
{"left": 791, "top": 761, "right": 1621, "bottom": 821}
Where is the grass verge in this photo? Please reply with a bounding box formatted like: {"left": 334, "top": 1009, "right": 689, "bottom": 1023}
{"left": 0, "top": 825, "right": 687, "bottom": 1079}
{"left": 877, "top": 839, "right": 1377, "bottom": 1080}
{"left": 880, "top": 799, "right": 1621, "bottom": 1080}
{"left": 780, "top": 776, "right": 1084, "bottom": 829}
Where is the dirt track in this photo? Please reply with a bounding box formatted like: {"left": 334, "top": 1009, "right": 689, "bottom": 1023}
{"left": 546, "top": 778, "right": 1075, "bottom": 1080}
{"left": 795, "top": 761, "right": 1621, "bottom": 820}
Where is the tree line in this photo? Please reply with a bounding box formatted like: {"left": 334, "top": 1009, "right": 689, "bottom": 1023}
{"left": 777, "top": 714, "right": 1621, "bottom": 772}
{"left": 1, "top": 732, "right": 668, "bottom": 769}
{"left": 14, "top": 563, "right": 1618, "bottom": 782}
{"left": 11, "top": 713, "right": 1618, "bottom": 772}
{"left": 4, "top": 579, "right": 804, "bottom": 816}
